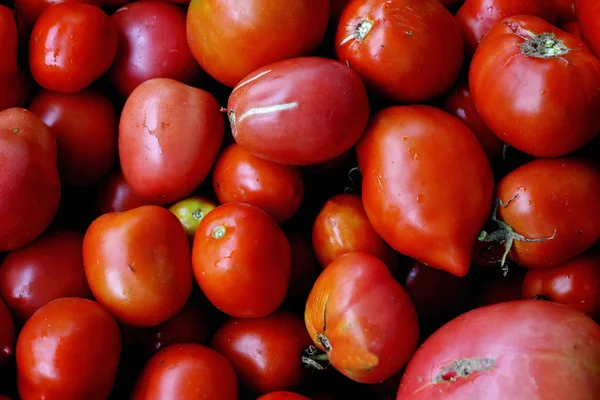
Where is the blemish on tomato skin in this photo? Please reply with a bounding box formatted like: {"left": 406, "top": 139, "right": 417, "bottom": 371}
{"left": 433, "top": 357, "right": 496, "bottom": 383}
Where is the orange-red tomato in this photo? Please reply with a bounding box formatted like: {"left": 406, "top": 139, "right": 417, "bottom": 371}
{"left": 0, "top": 298, "right": 15, "bottom": 368}
{"left": 0, "top": 5, "right": 18, "bottom": 78}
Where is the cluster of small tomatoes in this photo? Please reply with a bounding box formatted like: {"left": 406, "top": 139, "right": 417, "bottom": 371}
{"left": 1, "top": 0, "right": 600, "bottom": 399}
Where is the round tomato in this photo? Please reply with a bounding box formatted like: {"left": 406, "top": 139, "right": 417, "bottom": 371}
{"left": 576, "top": 0, "right": 600, "bottom": 58}
{"left": 305, "top": 252, "right": 419, "bottom": 384}
{"left": 94, "top": 168, "right": 148, "bottom": 216}
{"left": 0, "top": 5, "right": 18, "bottom": 78}
{"left": 192, "top": 202, "right": 291, "bottom": 318}
{"left": 356, "top": 105, "right": 494, "bottom": 277}
{"left": 13, "top": 0, "right": 104, "bottom": 26}
{"left": 336, "top": 0, "right": 464, "bottom": 103}
{"left": 0, "top": 298, "right": 15, "bottom": 368}
{"left": 119, "top": 78, "right": 224, "bottom": 204}
{"left": 470, "top": 15, "right": 600, "bottom": 157}
{"left": 83, "top": 205, "right": 193, "bottom": 327}
{"left": 16, "top": 298, "right": 121, "bottom": 400}
{"left": 257, "top": 392, "right": 311, "bottom": 400}
{"left": 169, "top": 196, "right": 218, "bottom": 239}
{"left": 0, "top": 69, "right": 33, "bottom": 112}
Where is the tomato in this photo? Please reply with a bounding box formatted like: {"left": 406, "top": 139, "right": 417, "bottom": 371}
{"left": 108, "top": 0, "right": 203, "bottom": 97}
{"left": 456, "top": 0, "right": 557, "bottom": 57}
{"left": 356, "top": 105, "right": 494, "bottom": 277}
{"left": 169, "top": 196, "right": 218, "bottom": 239}
{"left": 561, "top": 21, "right": 582, "bottom": 39}
{"left": 29, "top": 3, "right": 117, "bottom": 93}
{"left": 479, "top": 158, "right": 600, "bottom": 269}
{"left": 119, "top": 78, "right": 224, "bottom": 204}
{"left": 522, "top": 252, "right": 600, "bottom": 320}
{"left": 576, "top": 0, "right": 600, "bottom": 58}
{"left": 554, "top": 0, "right": 576, "bottom": 23}
{"left": 212, "top": 143, "right": 304, "bottom": 223}
{"left": 192, "top": 202, "right": 291, "bottom": 318}
{"left": 312, "top": 193, "right": 397, "bottom": 271}
{"left": 286, "top": 231, "right": 320, "bottom": 300}
{"left": 0, "top": 298, "right": 15, "bottom": 368}
{"left": 211, "top": 311, "right": 313, "bottom": 394}
{"left": 83, "top": 205, "right": 193, "bottom": 327}
{"left": 305, "top": 252, "right": 419, "bottom": 384}
{"left": 131, "top": 343, "right": 238, "bottom": 400}
{"left": 257, "top": 392, "right": 311, "bottom": 400}
{"left": 0, "top": 229, "right": 91, "bottom": 322}
{"left": 186, "top": 0, "right": 329, "bottom": 87}
{"left": 0, "top": 69, "right": 33, "bottom": 112}
{"left": 397, "top": 300, "right": 600, "bottom": 399}
{"left": 28, "top": 89, "right": 118, "bottom": 187}
{"left": 335, "top": 0, "right": 464, "bottom": 103}
{"left": 227, "top": 57, "right": 369, "bottom": 165}
{"left": 94, "top": 168, "right": 148, "bottom": 216}
{"left": 469, "top": 15, "right": 600, "bottom": 157}
{"left": 13, "top": 0, "right": 104, "bottom": 26}
{"left": 0, "top": 108, "right": 61, "bottom": 252}
{"left": 0, "top": 5, "right": 18, "bottom": 78}
{"left": 16, "top": 298, "right": 121, "bottom": 400}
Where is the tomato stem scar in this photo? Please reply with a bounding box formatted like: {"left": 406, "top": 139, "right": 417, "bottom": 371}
{"left": 519, "top": 32, "right": 569, "bottom": 59}
{"left": 192, "top": 209, "right": 204, "bottom": 220}
{"left": 434, "top": 358, "right": 496, "bottom": 383}
{"left": 340, "top": 19, "right": 374, "bottom": 45}
{"left": 212, "top": 226, "right": 226, "bottom": 239}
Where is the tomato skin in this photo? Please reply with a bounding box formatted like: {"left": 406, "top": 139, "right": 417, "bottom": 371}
{"left": 168, "top": 196, "right": 218, "bottom": 238}
{"left": 397, "top": 300, "right": 600, "bottom": 399}
{"left": 211, "top": 311, "right": 313, "bottom": 394}
{"left": 356, "top": 105, "right": 494, "bottom": 277}
{"left": 16, "top": 298, "right": 121, "bottom": 400}
{"left": 0, "top": 5, "right": 18, "bottom": 78}
{"left": 14, "top": 0, "right": 104, "bottom": 26}
{"left": 336, "top": 0, "right": 464, "bottom": 104}
{"left": 131, "top": 343, "right": 238, "bottom": 400}
{"left": 257, "top": 392, "right": 311, "bottom": 400}
{"left": 29, "top": 3, "right": 117, "bottom": 93}
{"left": 119, "top": 78, "right": 224, "bottom": 204}
{"left": 305, "top": 252, "right": 419, "bottom": 384}
{"left": 0, "top": 298, "right": 15, "bottom": 368}
{"left": 83, "top": 205, "right": 193, "bottom": 327}
{"left": 94, "top": 168, "right": 148, "bottom": 216}
{"left": 0, "top": 69, "right": 34, "bottom": 112}
{"left": 192, "top": 202, "right": 291, "bottom": 318}
{"left": 0, "top": 108, "right": 61, "bottom": 252}
{"left": 576, "top": 0, "right": 600, "bottom": 58}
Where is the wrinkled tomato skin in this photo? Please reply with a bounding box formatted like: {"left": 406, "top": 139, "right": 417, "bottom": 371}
{"left": 192, "top": 202, "right": 291, "bottom": 318}
{"left": 0, "top": 298, "right": 15, "bottom": 368}
{"left": 397, "top": 300, "right": 600, "bottom": 400}
{"left": 0, "top": 5, "right": 18, "bottom": 78}
{"left": 119, "top": 78, "right": 224, "bottom": 205}
{"left": 211, "top": 311, "right": 313, "bottom": 394}
{"left": 14, "top": 0, "right": 105, "bottom": 26}
{"left": 28, "top": 3, "right": 117, "bottom": 93}
{"left": 257, "top": 392, "right": 311, "bottom": 400}
{"left": 186, "top": 0, "right": 329, "bottom": 87}
{"left": 83, "top": 205, "right": 193, "bottom": 327}
{"left": 305, "top": 252, "right": 419, "bottom": 384}
{"left": 227, "top": 57, "right": 369, "bottom": 166}
{"left": 0, "top": 108, "right": 61, "bottom": 252}
{"left": 356, "top": 105, "right": 494, "bottom": 277}
{"left": 336, "top": 0, "right": 464, "bottom": 104}
{"left": 0, "top": 69, "right": 33, "bottom": 112}
{"left": 94, "top": 169, "right": 148, "bottom": 216}
{"left": 16, "top": 298, "right": 121, "bottom": 400}
{"left": 470, "top": 16, "right": 600, "bottom": 157}
{"left": 576, "top": 0, "right": 600, "bottom": 58}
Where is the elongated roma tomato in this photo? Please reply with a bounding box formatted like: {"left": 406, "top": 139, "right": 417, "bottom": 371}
{"left": 356, "top": 105, "right": 494, "bottom": 277}
{"left": 227, "top": 57, "right": 369, "bottom": 166}
{"left": 576, "top": 0, "right": 600, "bottom": 57}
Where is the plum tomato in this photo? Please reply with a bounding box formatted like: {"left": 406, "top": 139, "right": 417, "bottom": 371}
{"left": 575, "top": 0, "right": 600, "bottom": 58}
{"left": 169, "top": 196, "right": 218, "bottom": 239}
{"left": 94, "top": 168, "right": 148, "bottom": 216}
{"left": 0, "top": 298, "right": 15, "bottom": 368}
{"left": 13, "top": 0, "right": 104, "bottom": 26}
{"left": 0, "top": 69, "right": 33, "bottom": 112}
{"left": 0, "top": 5, "right": 18, "bottom": 78}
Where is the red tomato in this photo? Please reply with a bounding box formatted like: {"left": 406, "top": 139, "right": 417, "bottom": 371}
{"left": 16, "top": 298, "right": 121, "bottom": 400}
{"left": 28, "top": 3, "right": 117, "bottom": 93}
{"left": 186, "top": 0, "right": 329, "bottom": 87}
{"left": 28, "top": 89, "right": 118, "bottom": 187}
{"left": 257, "top": 392, "right": 311, "bottom": 400}
{"left": 576, "top": 0, "right": 600, "bottom": 58}
{"left": 456, "top": 0, "right": 557, "bottom": 57}
{"left": 94, "top": 168, "right": 148, "bottom": 216}
{"left": 227, "top": 57, "right": 369, "bottom": 166}
{"left": 0, "top": 69, "right": 33, "bottom": 112}
{"left": 0, "top": 108, "right": 61, "bottom": 252}
{"left": 108, "top": 0, "right": 203, "bottom": 97}
{"left": 470, "top": 15, "right": 600, "bottom": 157}
{"left": 336, "top": 0, "right": 464, "bottom": 103}
{"left": 0, "top": 229, "right": 92, "bottom": 321}
{"left": 131, "top": 343, "right": 238, "bottom": 400}
{"left": 119, "top": 78, "right": 224, "bottom": 204}
{"left": 211, "top": 311, "right": 313, "bottom": 394}
{"left": 554, "top": 0, "right": 576, "bottom": 22}
{"left": 305, "top": 252, "right": 419, "bottom": 384}
{"left": 561, "top": 20, "right": 583, "bottom": 39}
{"left": 13, "top": 0, "right": 104, "bottom": 26}
{"left": 169, "top": 196, "right": 218, "bottom": 239}
{"left": 356, "top": 105, "right": 494, "bottom": 277}
{"left": 397, "top": 300, "right": 600, "bottom": 399}
{"left": 286, "top": 231, "right": 320, "bottom": 300}
{"left": 0, "top": 5, "right": 18, "bottom": 78}
{"left": 192, "top": 202, "right": 291, "bottom": 318}
{"left": 522, "top": 252, "right": 600, "bottom": 320}
{"left": 83, "top": 205, "right": 193, "bottom": 327}
{"left": 212, "top": 143, "right": 304, "bottom": 223}
{"left": 0, "top": 298, "right": 15, "bottom": 368}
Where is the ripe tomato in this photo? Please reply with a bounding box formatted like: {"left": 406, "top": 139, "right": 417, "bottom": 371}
{"left": 0, "top": 298, "right": 15, "bottom": 368}
{"left": 211, "top": 311, "right": 313, "bottom": 394}
{"left": 0, "top": 69, "right": 33, "bottom": 112}
{"left": 108, "top": 0, "right": 203, "bottom": 97}
{"left": 131, "top": 343, "right": 238, "bottom": 400}
{"left": 28, "top": 3, "right": 117, "bottom": 93}
{"left": 192, "top": 202, "right": 291, "bottom": 318}
{"left": 119, "top": 78, "right": 224, "bottom": 204}
{"left": 169, "top": 196, "right": 218, "bottom": 239}
{"left": 257, "top": 392, "right": 311, "bottom": 400}
{"left": 28, "top": 88, "right": 118, "bottom": 187}
{"left": 227, "top": 57, "right": 369, "bottom": 166}
{"left": 13, "top": 0, "right": 104, "bottom": 26}
{"left": 186, "top": 0, "right": 329, "bottom": 87}
{"left": 561, "top": 21, "right": 583, "bottom": 39}
{"left": 286, "top": 231, "right": 320, "bottom": 300}
{"left": 16, "top": 298, "right": 121, "bottom": 400}
{"left": 0, "top": 108, "right": 61, "bottom": 252}
{"left": 554, "top": 0, "right": 576, "bottom": 22}
{"left": 470, "top": 15, "right": 600, "bottom": 157}
{"left": 336, "top": 0, "right": 464, "bottom": 103}
{"left": 575, "top": 0, "right": 600, "bottom": 58}
{"left": 356, "top": 105, "right": 494, "bottom": 277}
{"left": 0, "top": 229, "right": 92, "bottom": 321}
{"left": 305, "top": 252, "right": 419, "bottom": 384}
{"left": 94, "top": 168, "right": 148, "bottom": 216}
{"left": 0, "top": 5, "right": 18, "bottom": 78}
{"left": 83, "top": 205, "right": 193, "bottom": 327}
{"left": 397, "top": 300, "right": 600, "bottom": 399}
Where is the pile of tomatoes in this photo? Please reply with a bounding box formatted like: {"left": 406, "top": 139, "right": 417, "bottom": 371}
{"left": 1, "top": 0, "right": 600, "bottom": 399}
